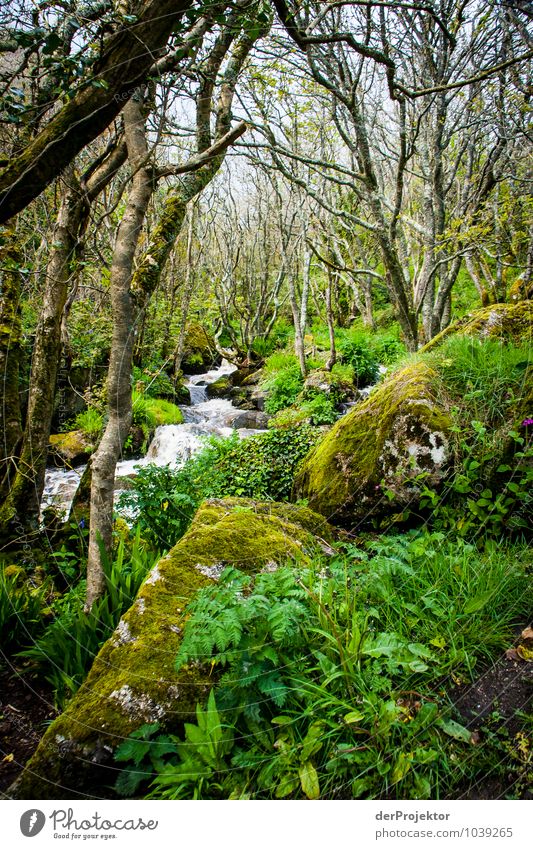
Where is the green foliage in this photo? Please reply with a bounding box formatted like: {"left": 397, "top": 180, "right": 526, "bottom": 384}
{"left": 207, "top": 425, "right": 320, "bottom": 501}
{"left": 115, "top": 691, "right": 235, "bottom": 799}
{"left": 417, "top": 422, "right": 533, "bottom": 537}
{"left": 71, "top": 407, "right": 104, "bottom": 438}
{"left": 428, "top": 335, "right": 531, "bottom": 426}
{"left": 271, "top": 391, "right": 338, "bottom": 427}
{"left": 143, "top": 397, "right": 184, "bottom": 427}
{"left": 68, "top": 299, "right": 112, "bottom": 368}
{"left": 133, "top": 361, "right": 175, "bottom": 399}
{"left": 0, "top": 565, "right": 50, "bottom": 651}
{"left": 339, "top": 339, "right": 380, "bottom": 387}
{"left": 115, "top": 530, "right": 530, "bottom": 800}
{"left": 261, "top": 352, "right": 304, "bottom": 414}
{"left": 117, "top": 436, "right": 236, "bottom": 548}
{"left": 131, "top": 390, "right": 158, "bottom": 432}
{"left": 299, "top": 391, "right": 339, "bottom": 425}
{"left": 19, "top": 531, "right": 157, "bottom": 709}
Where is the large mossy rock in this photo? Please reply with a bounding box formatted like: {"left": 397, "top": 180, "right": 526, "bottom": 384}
{"left": 11, "top": 498, "right": 332, "bottom": 799}
{"left": 421, "top": 301, "right": 533, "bottom": 352}
{"left": 181, "top": 322, "right": 219, "bottom": 374}
{"left": 293, "top": 362, "right": 451, "bottom": 526}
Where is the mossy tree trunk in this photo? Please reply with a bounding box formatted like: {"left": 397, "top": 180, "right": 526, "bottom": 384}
{"left": 0, "top": 143, "right": 127, "bottom": 538}
{"left": 86, "top": 93, "right": 154, "bottom": 608}
{"left": 0, "top": 0, "right": 196, "bottom": 224}
{"left": 0, "top": 226, "right": 23, "bottom": 502}
{"left": 85, "top": 15, "right": 270, "bottom": 606}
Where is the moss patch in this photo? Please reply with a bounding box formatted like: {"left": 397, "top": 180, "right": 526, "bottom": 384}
{"left": 421, "top": 301, "right": 533, "bottom": 353}
{"left": 11, "top": 498, "right": 332, "bottom": 799}
{"left": 293, "top": 362, "right": 451, "bottom": 526}
{"left": 48, "top": 430, "right": 95, "bottom": 466}
{"left": 181, "top": 322, "right": 219, "bottom": 374}
{"left": 206, "top": 375, "right": 231, "bottom": 398}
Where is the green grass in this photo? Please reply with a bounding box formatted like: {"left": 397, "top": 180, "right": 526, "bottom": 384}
{"left": 427, "top": 335, "right": 532, "bottom": 425}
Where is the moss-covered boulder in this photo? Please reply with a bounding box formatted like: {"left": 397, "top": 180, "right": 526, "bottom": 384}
{"left": 294, "top": 362, "right": 451, "bottom": 526}
{"left": 181, "top": 322, "right": 219, "bottom": 375}
{"left": 10, "top": 498, "right": 333, "bottom": 799}
{"left": 206, "top": 374, "right": 232, "bottom": 398}
{"left": 48, "top": 430, "right": 95, "bottom": 466}
{"left": 421, "top": 301, "right": 533, "bottom": 352}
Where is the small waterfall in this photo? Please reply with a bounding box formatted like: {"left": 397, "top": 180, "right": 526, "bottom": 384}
{"left": 188, "top": 383, "right": 208, "bottom": 404}
{"left": 145, "top": 424, "right": 203, "bottom": 465}
{"left": 42, "top": 360, "right": 258, "bottom": 519}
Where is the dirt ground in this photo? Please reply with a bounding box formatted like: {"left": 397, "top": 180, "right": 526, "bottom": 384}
{"left": 0, "top": 659, "right": 57, "bottom": 798}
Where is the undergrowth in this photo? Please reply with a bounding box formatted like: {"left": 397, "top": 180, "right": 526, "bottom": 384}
{"left": 114, "top": 531, "right": 531, "bottom": 800}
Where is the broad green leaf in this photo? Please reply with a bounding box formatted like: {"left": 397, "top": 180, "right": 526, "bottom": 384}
{"left": 344, "top": 710, "right": 365, "bottom": 724}
{"left": 464, "top": 590, "right": 494, "bottom": 614}
{"left": 299, "top": 761, "right": 320, "bottom": 799}
{"left": 391, "top": 752, "right": 412, "bottom": 784}
{"left": 438, "top": 718, "right": 472, "bottom": 743}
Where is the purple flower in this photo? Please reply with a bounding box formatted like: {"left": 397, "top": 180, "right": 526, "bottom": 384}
{"left": 522, "top": 418, "right": 533, "bottom": 427}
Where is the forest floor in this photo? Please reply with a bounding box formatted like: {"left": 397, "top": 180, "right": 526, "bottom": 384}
{"left": 0, "top": 647, "right": 531, "bottom": 799}
{"left": 0, "top": 660, "right": 57, "bottom": 797}
{"left": 451, "top": 639, "right": 533, "bottom": 800}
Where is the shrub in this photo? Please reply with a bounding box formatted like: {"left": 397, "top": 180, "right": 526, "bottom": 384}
{"left": 207, "top": 425, "right": 320, "bottom": 501}
{"left": 72, "top": 407, "right": 104, "bottom": 438}
{"left": 117, "top": 436, "right": 236, "bottom": 548}
{"left": 261, "top": 352, "right": 304, "bottom": 414}
{"left": 133, "top": 363, "right": 175, "bottom": 399}
{"left": 339, "top": 340, "right": 380, "bottom": 387}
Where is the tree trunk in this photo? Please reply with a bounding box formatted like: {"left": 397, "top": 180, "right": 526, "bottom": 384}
{"left": 86, "top": 96, "right": 153, "bottom": 608}
{"left": 325, "top": 269, "right": 337, "bottom": 371}
{"left": 0, "top": 143, "right": 127, "bottom": 537}
{"left": 0, "top": 225, "right": 23, "bottom": 506}
{"left": 289, "top": 270, "right": 307, "bottom": 377}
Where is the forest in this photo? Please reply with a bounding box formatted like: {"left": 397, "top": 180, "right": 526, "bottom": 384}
{"left": 0, "top": 0, "right": 532, "bottom": 803}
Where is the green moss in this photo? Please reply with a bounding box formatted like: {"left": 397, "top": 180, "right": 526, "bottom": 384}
{"left": 293, "top": 362, "right": 451, "bottom": 525}
{"left": 181, "top": 322, "right": 217, "bottom": 374}
{"left": 144, "top": 397, "right": 184, "bottom": 426}
{"left": 420, "top": 301, "right": 533, "bottom": 353}
{"left": 11, "top": 498, "right": 332, "bottom": 799}
{"left": 206, "top": 376, "right": 231, "bottom": 398}
{"left": 48, "top": 430, "right": 95, "bottom": 465}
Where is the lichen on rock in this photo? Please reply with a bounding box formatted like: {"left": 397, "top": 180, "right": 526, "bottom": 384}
{"left": 293, "top": 361, "right": 451, "bottom": 526}
{"left": 11, "top": 498, "right": 332, "bottom": 799}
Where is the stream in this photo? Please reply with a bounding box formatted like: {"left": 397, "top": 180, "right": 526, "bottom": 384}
{"left": 41, "top": 362, "right": 264, "bottom": 520}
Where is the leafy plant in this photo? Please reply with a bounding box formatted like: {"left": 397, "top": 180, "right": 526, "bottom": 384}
{"left": 339, "top": 340, "right": 380, "bottom": 387}
{"left": 114, "top": 530, "right": 530, "bottom": 800}
{"left": 71, "top": 407, "right": 104, "bottom": 438}
{"left": 19, "top": 531, "right": 157, "bottom": 709}
{"left": 207, "top": 424, "right": 319, "bottom": 501}
{"left": 261, "top": 352, "right": 304, "bottom": 414}
{"left": 0, "top": 564, "right": 50, "bottom": 651}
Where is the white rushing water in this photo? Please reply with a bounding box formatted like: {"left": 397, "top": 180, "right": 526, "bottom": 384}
{"left": 42, "top": 361, "right": 261, "bottom": 519}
